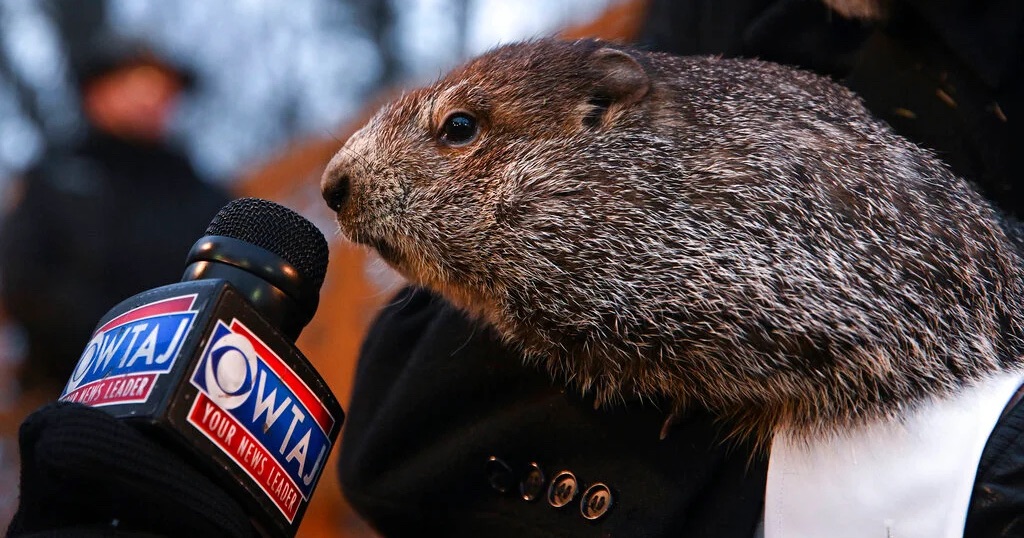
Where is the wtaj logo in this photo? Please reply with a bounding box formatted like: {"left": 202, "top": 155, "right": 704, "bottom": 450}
{"left": 188, "top": 319, "right": 335, "bottom": 522}
{"left": 61, "top": 295, "right": 198, "bottom": 406}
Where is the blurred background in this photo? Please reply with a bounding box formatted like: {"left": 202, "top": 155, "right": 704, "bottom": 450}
{"left": 0, "top": 0, "right": 645, "bottom": 535}
{"left": 0, "top": 0, "right": 623, "bottom": 185}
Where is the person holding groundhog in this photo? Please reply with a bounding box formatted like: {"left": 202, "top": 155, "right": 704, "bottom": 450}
{"left": 331, "top": 0, "right": 1024, "bottom": 537}
{"left": 6, "top": 0, "right": 1024, "bottom": 537}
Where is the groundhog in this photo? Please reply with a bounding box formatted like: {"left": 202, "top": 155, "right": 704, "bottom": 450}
{"left": 321, "top": 38, "right": 1024, "bottom": 443}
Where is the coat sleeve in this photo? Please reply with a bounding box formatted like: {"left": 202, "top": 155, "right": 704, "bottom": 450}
{"left": 338, "top": 286, "right": 767, "bottom": 538}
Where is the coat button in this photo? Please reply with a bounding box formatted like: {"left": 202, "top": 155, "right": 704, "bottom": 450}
{"left": 546, "top": 470, "right": 579, "bottom": 508}
{"left": 580, "top": 483, "right": 613, "bottom": 520}
{"left": 519, "top": 462, "right": 546, "bottom": 501}
{"left": 486, "top": 456, "right": 515, "bottom": 493}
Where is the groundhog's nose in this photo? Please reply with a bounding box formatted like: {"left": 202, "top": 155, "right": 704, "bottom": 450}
{"left": 321, "top": 167, "right": 350, "bottom": 213}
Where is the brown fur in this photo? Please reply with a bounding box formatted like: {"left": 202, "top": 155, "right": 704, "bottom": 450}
{"left": 322, "top": 38, "right": 1024, "bottom": 444}
{"left": 821, "top": 0, "right": 888, "bottom": 20}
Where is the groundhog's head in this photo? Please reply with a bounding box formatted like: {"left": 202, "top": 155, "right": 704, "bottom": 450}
{"left": 323, "top": 38, "right": 1024, "bottom": 439}
{"left": 322, "top": 39, "right": 657, "bottom": 330}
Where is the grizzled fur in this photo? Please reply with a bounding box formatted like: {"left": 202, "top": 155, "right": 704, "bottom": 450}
{"left": 322, "top": 38, "right": 1024, "bottom": 442}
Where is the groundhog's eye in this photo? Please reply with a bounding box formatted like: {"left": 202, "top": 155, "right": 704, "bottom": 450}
{"left": 439, "top": 112, "right": 479, "bottom": 146}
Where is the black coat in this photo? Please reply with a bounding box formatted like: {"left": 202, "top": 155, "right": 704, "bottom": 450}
{"left": 0, "top": 132, "right": 230, "bottom": 389}
{"left": 340, "top": 287, "right": 767, "bottom": 537}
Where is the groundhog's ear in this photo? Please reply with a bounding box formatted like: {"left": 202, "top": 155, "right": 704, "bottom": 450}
{"left": 584, "top": 47, "right": 650, "bottom": 128}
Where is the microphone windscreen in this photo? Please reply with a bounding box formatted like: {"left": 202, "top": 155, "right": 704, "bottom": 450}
{"left": 205, "top": 197, "right": 330, "bottom": 292}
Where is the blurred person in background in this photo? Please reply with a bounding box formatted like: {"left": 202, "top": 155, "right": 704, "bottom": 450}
{"left": 0, "top": 33, "right": 230, "bottom": 396}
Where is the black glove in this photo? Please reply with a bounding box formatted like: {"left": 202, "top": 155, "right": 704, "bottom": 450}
{"left": 6, "top": 401, "right": 254, "bottom": 537}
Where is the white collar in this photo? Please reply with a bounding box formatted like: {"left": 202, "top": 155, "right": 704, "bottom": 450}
{"left": 764, "top": 370, "right": 1024, "bottom": 538}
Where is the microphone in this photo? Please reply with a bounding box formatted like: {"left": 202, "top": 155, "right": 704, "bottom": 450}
{"left": 57, "top": 197, "right": 343, "bottom": 538}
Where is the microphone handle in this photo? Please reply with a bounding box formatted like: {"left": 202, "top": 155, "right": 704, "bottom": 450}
{"left": 60, "top": 278, "right": 343, "bottom": 538}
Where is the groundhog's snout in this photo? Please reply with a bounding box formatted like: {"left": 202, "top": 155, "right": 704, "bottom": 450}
{"left": 321, "top": 166, "right": 350, "bottom": 213}
{"left": 321, "top": 151, "right": 354, "bottom": 213}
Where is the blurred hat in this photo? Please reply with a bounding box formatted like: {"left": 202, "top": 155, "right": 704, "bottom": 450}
{"left": 70, "top": 32, "right": 197, "bottom": 90}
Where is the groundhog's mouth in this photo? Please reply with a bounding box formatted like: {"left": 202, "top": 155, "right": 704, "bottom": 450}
{"left": 365, "top": 236, "right": 404, "bottom": 267}
{"left": 337, "top": 219, "right": 400, "bottom": 263}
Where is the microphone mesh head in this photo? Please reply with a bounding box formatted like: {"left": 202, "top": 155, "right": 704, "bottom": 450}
{"left": 205, "top": 197, "right": 329, "bottom": 292}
